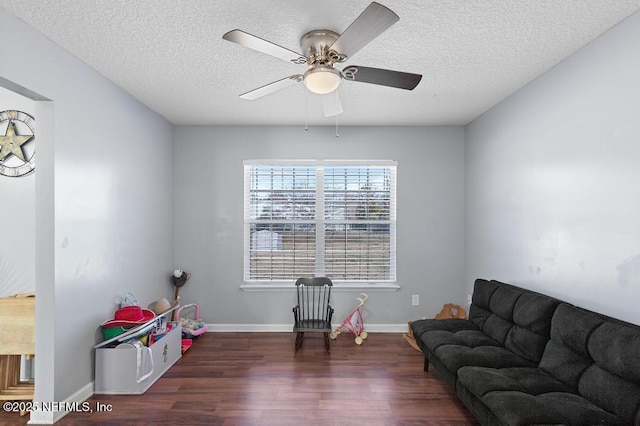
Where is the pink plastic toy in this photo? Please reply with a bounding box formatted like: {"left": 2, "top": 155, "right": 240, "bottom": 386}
{"left": 330, "top": 293, "right": 368, "bottom": 345}
{"left": 175, "top": 303, "right": 207, "bottom": 337}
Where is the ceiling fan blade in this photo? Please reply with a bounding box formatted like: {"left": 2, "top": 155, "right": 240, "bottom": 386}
{"left": 329, "top": 2, "right": 399, "bottom": 60}
{"left": 342, "top": 65, "right": 422, "bottom": 90}
{"left": 240, "top": 75, "right": 303, "bottom": 100}
{"left": 223, "top": 29, "right": 306, "bottom": 64}
{"left": 320, "top": 91, "right": 344, "bottom": 117}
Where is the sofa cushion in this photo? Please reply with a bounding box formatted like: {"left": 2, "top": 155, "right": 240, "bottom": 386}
{"left": 411, "top": 317, "right": 478, "bottom": 340}
{"left": 538, "top": 303, "right": 640, "bottom": 425}
{"left": 502, "top": 291, "right": 560, "bottom": 362}
{"left": 487, "top": 283, "right": 522, "bottom": 322}
{"left": 424, "top": 329, "right": 499, "bottom": 352}
{"left": 468, "top": 279, "right": 560, "bottom": 363}
{"left": 468, "top": 279, "right": 501, "bottom": 317}
{"left": 580, "top": 322, "right": 640, "bottom": 424}
{"left": 433, "top": 344, "right": 535, "bottom": 374}
{"left": 539, "top": 303, "right": 602, "bottom": 390}
{"left": 458, "top": 366, "right": 572, "bottom": 397}
{"left": 579, "top": 365, "right": 640, "bottom": 425}
{"left": 589, "top": 321, "right": 640, "bottom": 383}
{"left": 457, "top": 366, "right": 627, "bottom": 425}
{"left": 481, "top": 391, "right": 625, "bottom": 425}
{"left": 538, "top": 339, "right": 593, "bottom": 392}
{"left": 478, "top": 311, "right": 513, "bottom": 345}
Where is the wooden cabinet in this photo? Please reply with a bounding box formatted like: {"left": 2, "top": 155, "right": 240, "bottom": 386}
{"left": 0, "top": 293, "right": 35, "bottom": 401}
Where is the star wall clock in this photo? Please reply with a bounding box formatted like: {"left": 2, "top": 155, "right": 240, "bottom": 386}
{"left": 0, "top": 110, "right": 35, "bottom": 177}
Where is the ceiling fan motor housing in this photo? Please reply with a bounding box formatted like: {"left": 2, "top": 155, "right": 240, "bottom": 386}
{"left": 300, "top": 30, "right": 343, "bottom": 66}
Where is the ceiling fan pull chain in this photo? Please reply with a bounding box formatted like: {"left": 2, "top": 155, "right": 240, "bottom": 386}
{"left": 304, "top": 87, "right": 309, "bottom": 132}
{"left": 335, "top": 89, "right": 339, "bottom": 138}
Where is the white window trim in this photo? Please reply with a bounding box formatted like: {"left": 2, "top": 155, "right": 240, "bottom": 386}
{"left": 240, "top": 281, "right": 400, "bottom": 292}
{"left": 243, "top": 159, "right": 398, "bottom": 290}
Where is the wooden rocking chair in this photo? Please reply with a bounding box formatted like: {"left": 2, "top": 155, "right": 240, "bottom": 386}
{"left": 292, "top": 277, "right": 334, "bottom": 353}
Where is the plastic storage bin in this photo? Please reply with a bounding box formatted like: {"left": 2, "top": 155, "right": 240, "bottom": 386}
{"left": 94, "top": 302, "right": 181, "bottom": 394}
{"left": 94, "top": 324, "right": 181, "bottom": 394}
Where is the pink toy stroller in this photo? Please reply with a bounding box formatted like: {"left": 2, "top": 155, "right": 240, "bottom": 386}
{"left": 330, "top": 293, "right": 368, "bottom": 345}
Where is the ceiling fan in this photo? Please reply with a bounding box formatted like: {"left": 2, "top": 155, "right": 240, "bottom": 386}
{"left": 222, "top": 2, "right": 422, "bottom": 117}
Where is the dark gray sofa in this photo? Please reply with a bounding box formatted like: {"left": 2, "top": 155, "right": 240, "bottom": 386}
{"left": 410, "top": 279, "right": 640, "bottom": 425}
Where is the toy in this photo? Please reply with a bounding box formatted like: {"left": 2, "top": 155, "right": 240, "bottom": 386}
{"left": 170, "top": 269, "right": 191, "bottom": 320}
{"left": 181, "top": 339, "right": 193, "bottom": 354}
{"left": 175, "top": 303, "right": 207, "bottom": 338}
{"left": 330, "top": 293, "right": 368, "bottom": 345}
{"left": 402, "top": 321, "right": 421, "bottom": 352}
{"left": 434, "top": 303, "right": 466, "bottom": 319}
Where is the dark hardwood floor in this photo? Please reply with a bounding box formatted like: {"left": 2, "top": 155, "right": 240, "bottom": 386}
{"left": 1, "top": 332, "right": 478, "bottom": 425}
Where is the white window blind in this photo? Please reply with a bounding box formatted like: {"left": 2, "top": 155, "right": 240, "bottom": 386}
{"left": 244, "top": 160, "right": 396, "bottom": 283}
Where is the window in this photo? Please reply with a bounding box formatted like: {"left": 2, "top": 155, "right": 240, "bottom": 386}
{"left": 244, "top": 160, "right": 396, "bottom": 284}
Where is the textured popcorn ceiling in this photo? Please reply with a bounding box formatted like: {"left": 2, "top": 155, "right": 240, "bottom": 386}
{"left": 1, "top": 0, "right": 639, "bottom": 126}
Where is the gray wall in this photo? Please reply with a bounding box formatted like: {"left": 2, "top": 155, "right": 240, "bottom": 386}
{"left": 174, "top": 125, "right": 465, "bottom": 328}
{"left": 1, "top": 6, "right": 175, "bottom": 416}
{"left": 465, "top": 10, "right": 640, "bottom": 325}
{"left": 0, "top": 87, "right": 35, "bottom": 297}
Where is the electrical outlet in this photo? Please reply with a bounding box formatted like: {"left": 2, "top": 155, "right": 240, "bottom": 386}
{"left": 467, "top": 294, "right": 472, "bottom": 304}
{"left": 412, "top": 294, "right": 419, "bottom": 306}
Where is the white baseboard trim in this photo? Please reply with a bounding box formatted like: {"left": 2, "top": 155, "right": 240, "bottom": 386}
{"left": 28, "top": 381, "right": 93, "bottom": 424}
{"left": 27, "top": 410, "right": 54, "bottom": 425}
{"left": 364, "top": 323, "right": 409, "bottom": 333}
{"left": 206, "top": 323, "right": 291, "bottom": 332}
{"left": 205, "top": 323, "right": 408, "bottom": 333}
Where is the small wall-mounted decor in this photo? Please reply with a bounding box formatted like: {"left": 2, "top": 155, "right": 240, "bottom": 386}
{"left": 0, "top": 110, "right": 35, "bottom": 178}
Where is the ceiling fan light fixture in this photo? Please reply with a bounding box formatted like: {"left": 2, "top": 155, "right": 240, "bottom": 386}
{"left": 303, "top": 66, "right": 342, "bottom": 95}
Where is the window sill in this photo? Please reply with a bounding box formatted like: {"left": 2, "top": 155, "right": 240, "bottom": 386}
{"left": 241, "top": 282, "right": 400, "bottom": 292}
